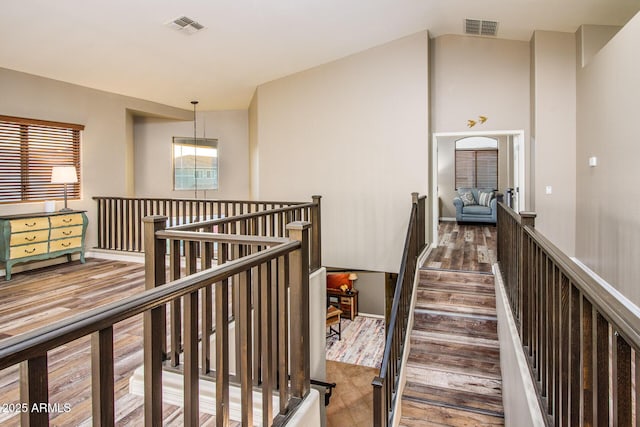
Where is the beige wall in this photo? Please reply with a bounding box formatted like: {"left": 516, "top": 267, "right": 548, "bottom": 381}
{"left": 133, "top": 110, "right": 250, "bottom": 200}
{"left": 252, "top": 32, "right": 430, "bottom": 273}
{"left": 531, "top": 31, "right": 577, "bottom": 256}
{"left": 575, "top": 12, "right": 640, "bottom": 304}
{"left": 437, "top": 135, "right": 511, "bottom": 219}
{"left": 431, "top": 35, "right": 532, "bottom": 208}
{"left": 0, "top": 67, "right": 191, "bottom": 249}
{"left": 577, "top": 25, "right": 621, "bottom": 68}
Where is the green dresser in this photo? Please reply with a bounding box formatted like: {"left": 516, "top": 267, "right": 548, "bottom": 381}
{"left": 0, "top": 210, "right": 88, "bottom": 280}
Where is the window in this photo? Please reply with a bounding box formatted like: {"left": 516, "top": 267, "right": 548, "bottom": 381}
{"left": 0, "top": 115, "right": 83, "bottom": 204}
{"left": 455, "top": 137, "right": 498, "bottom": 189}
{"left": 173, "top": 137, "right": 218, "bottom": 190}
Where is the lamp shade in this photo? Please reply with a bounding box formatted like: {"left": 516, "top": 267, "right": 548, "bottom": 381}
{"left": 51, "top": 166, "right": 78, "bottom": 184}
{"left": 348, "top": 273, "right": 358, "bottom": 281}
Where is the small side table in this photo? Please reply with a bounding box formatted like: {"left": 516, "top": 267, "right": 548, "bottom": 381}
{"left": 327, "top": 288, "right": 358, "bottom": 320}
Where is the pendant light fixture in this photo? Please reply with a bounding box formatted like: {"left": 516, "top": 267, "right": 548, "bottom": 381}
{"left": 191, "top": 100, "right": 198, "bottom": 199}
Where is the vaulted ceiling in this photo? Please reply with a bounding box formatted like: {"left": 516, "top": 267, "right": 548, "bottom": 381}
{"left": 1, "top": 0, "right": 638, "bottom": 110}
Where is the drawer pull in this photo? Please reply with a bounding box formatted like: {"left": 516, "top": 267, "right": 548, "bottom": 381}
{"left": 25, "top": 236, "right": 37, "bottom": 242}
{"left": 61, "top": 242, "right": 72, "bottom": 247}
{"left": 24, "top": 248, "right": 37, "bottom": 254}
{"left": 63, "top": 230, "right": 73, "bottom": 236}
{"left": 24, "top": 222, "right": 37, "bottom": 227}
{"left": 62, "top": 218, "right": 73, "bottom": 223}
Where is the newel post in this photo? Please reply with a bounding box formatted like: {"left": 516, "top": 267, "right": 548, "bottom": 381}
{"left": 311, "top": 195, "right": 322, "bottom": 271}
{"left": 142, "top": 216, "right": 167, "bottom": 427}
{"left": 287, "top": 221, "right": 311, "bottom": 400}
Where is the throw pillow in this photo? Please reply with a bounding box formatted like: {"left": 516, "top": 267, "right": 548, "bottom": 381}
{"left": 478, "top": 191, "right": 494, "bottom": 207}
{"left": 460, "top": 191, "right": 476, "bottom": 206}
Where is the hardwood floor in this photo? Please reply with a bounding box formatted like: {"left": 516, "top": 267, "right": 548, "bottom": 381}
{"left": 423, "top": 222, "right": 496, "bottom": 273}
{"left": 0, "top": 258, "right": 220, "bottom": 426}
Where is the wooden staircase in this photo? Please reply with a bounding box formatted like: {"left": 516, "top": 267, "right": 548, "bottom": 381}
{"left": 399, "top": 269, "right": 504, "bottom": 426}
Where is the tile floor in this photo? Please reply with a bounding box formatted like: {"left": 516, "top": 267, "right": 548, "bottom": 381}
{"left": 325, "top": 360, "right": 378, "bottom": 427}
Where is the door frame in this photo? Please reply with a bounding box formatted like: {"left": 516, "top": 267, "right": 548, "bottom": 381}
{"left": 431, "top": 129, "right": 525, "bottom": 245}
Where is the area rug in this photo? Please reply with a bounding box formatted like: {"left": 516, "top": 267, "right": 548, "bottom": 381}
{"left": 326, "top": 315, "right": 385, "bottom": 369}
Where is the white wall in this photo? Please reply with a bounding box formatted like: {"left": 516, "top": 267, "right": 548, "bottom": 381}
{"left": 431, "top": 35, "right": 531, "bottom": 208}
{"left": 0, "top": 67, "right": 191, "bottom": 250}
{"left": 531, "top": 31, "right": 576, "bottom": 256}
{"left": 575, "top": 12, "right": 640, "bottom": 305}
{"left": 133, "top": 110, "right": 250, "bottom": 200}
{"left": 252, "top": 32, "right": 430, "bottom": 273}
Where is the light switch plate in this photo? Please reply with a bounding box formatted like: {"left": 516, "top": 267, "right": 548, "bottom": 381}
{"left": 545, "top": 186, "right": 552, "bottom": 195}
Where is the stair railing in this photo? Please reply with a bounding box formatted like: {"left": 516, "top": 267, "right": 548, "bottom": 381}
{"left": 372, "top": 192, "right": 426, "bottom": 427}
{"left": 0, "top": 218, "right": 312, "bottom": 427}
{"left": 497, "top": 202, "right": 640, "bottom": 426}
{"left": 93, "top": 195, "right": 322, "bottom": 270}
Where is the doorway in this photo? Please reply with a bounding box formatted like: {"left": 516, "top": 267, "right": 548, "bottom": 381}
{"left": 430, "top": 130, "right": 525, "bottom": 245}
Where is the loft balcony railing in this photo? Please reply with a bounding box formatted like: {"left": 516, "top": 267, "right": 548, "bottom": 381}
{"left": 497, "top": 202, "right": 640, "bottom": 426}
{"left": 0, "top": 211, "right": 316, "bottom": 426}
{"left": 372, "top": 193, "right": 426, "bottom": 427}
{"left": 92, "top": 195, "right": 322, "bottom": 271}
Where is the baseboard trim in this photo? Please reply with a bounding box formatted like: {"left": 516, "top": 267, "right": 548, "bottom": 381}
{"left": 439, "top": 217, "right": 456, "bottom": 222}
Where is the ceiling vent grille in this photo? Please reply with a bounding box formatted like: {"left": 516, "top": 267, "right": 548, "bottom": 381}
{"left": 167, "top": 16, "right": 205, "bottom": 34}
{"left": 464, "top": 19, "right": 498, "bottom": 36}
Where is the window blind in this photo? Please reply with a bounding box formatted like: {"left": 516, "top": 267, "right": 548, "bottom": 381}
{"left": 0, "top": 115, "right": 83, "bottom": 204}
{"left": 455, "top": 149, "right": 498, "bottom": 189}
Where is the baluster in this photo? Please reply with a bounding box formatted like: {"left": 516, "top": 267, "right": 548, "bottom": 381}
{"left": 201, "top": 236, "right": 213, "bottom": 374}
{"left": 92, "top": 326, "right": 115, "bottom": 426}
{"left": 20, "top": 354, "right": 49, "bottom": 426}
{"left": 278, "top": 255, "right": 289, "bottom": 415}
{"left": 169, "top": 239, "right": 182, "bottom": 366}
{"left": 582, "top": 299, "right": 594, "bottom": 426}
{"left": 184, "top": 289, "right": 199, "bottom": 426}
{"left": 614, "top": 331, "right": 632, "bottom": 426}
{"left": 239, "top": 268, "right": 253, "bottom": 426}
{"left": 311, "top": 195, "right": 322, "bottom": 271}
{"left": 261, "top": 260, "right": 274, "bottom": 426}
{"left": 595, "top": 313, "right": 609, "bottom": 425}
{"left": 216, "top": 243, "right": 230, "bottom": 426}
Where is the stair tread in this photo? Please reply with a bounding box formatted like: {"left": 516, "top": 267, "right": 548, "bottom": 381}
{"left": 404, "top": 364, "right": 502, "bottom": 398}
{"left": 403, "top": 381, "right": 504, "bottom": 415}
{"left": 400, "top": 398, "right": 504, "bottom": 427}
{"left": 412, "top": 311, "right": 498, "bottom": 341}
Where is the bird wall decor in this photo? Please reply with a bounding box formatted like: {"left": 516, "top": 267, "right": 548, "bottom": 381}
{"left": 467, "top": 115, "right": 488, "bottom": 127}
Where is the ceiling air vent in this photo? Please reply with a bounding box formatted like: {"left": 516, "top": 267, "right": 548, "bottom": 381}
{"left": 464, "top": 19, "right": 498, "bottom": 37}
{"left": 167, "top": 16, "right": 205, "bottom": 34}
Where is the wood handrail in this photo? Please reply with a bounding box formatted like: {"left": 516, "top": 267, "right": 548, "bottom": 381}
{"left": 93, "top": 196, "right": 307, "bottom": 205}
{"left": 0, "top": 240, "right": 300, "bottom": 371}
{"left": 156, "top": 230, "right": 290, "bottom": 246}
{"left": 168, "top": 203, "right": 316, "bottom": 231}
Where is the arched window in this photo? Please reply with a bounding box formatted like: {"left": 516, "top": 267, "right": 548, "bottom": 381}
{"left": 455, "top": 137, "right": 498, "bottom": 189}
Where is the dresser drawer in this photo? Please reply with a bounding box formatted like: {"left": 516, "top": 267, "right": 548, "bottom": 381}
{"left": 10, "top": 229, "right": 50, "bottom": 246}
{"left": 10, "top": 242, "right": 48, "bottom": 259}
{"left": 50, "top": 214, "right": 84, "bottom": 228}
{"left": 50, "top": 225, "right": 83, "bottom": 240}
{"left": 50, "top": 237, "right": 82, "bottom": 252}
{"left": 9, "top": 217, "right": 50, "bottom": 233}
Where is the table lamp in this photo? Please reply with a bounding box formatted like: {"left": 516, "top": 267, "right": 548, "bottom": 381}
{"left": 51, "top": 166, "right": 78, "bottom": 212}
{"left": 348, "top": 273, "right": 358, "bottom": 293}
